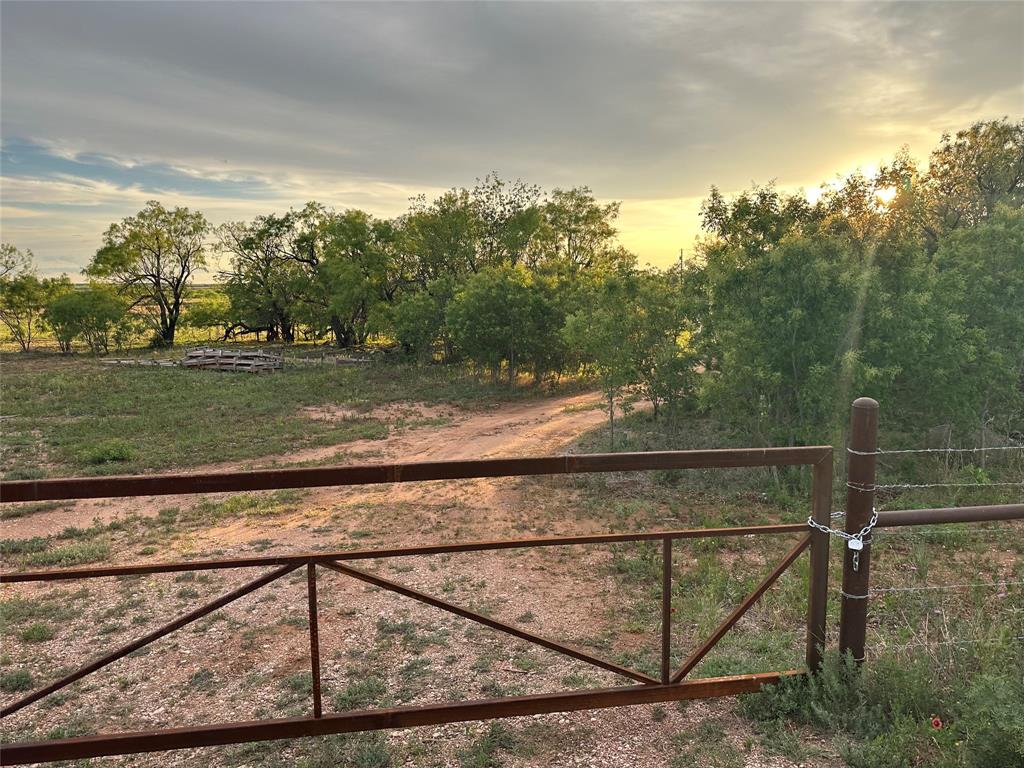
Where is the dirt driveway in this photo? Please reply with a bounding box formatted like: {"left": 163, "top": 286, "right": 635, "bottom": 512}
{"left": 4, "top": 391, "right": 614, "bottom": 542}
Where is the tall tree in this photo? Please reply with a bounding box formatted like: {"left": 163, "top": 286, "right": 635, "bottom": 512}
{"left": 86, "top": 201, "right": 210, "bottom": 345}
{"left": 536, "top": 187, "right": 621, "bottom": 269}
{"left": 1, "top": 243, "right": 33, "bottom": 280}
{"left": 931, "top": 206, "right": 1024, "bottom": 434}
{"left": 926, "top": 118, "right": 1024, "bottom": 240}
{"left": 217, "top": 214, "right": 308, "bottom": 341}
{"left": 302, "top": 210, "right": 403, "bottom": 348}
{"left": 471, "top": 173, "right": 543, "bottom": 268}
{"left": 447, "top": 265, "right": 559, "bottom": 386}
{"left": 404, "top": 189, "right": 481, "bottom": 280}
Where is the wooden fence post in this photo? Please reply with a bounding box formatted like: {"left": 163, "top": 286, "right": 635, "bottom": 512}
{"left": 838, "top": 397, "right": 878, "bottom": 663}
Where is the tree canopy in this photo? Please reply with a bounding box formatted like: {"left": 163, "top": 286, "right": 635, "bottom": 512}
{"left": 5, "top": 118, "right": 1021, "bottom": 447}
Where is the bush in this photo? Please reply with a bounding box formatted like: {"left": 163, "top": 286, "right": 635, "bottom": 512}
{"left": 44, "top": 286, "right": 127, "bottom": 354}
{"left": 3, "top": 467, "right": 45, "bottom": 481}
{"left": 80, "top": 439, "right": 133, "bottom": 465}
{"left": 26, "top": 540, "right": 111, "bottom": 567}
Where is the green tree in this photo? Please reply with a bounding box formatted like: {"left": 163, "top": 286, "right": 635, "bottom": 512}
{"left": 1, "top": 243, "right": 33, "bottom": 280}
{"left": 404, "top": 189, "right": 481, "bottom": 280}
{"left": 379, "top": 277, "right": 456, "bottom": 361}
{"left": 181, "top": 289, "right": 232, "bottom": 341}
{"left": 447, "top": 265, "right": 559, "bottom": 386}
{"left": 311, "top": 210, "right": 403, "bottom": 348}
{"left": 0, "top": 247, "right": 72, "bottom": 352}
{"left": 471, "top": 173, "right": 544, "bottom": 268}
{"left": 565, "top": 269, "right": 697, "bottom": 445}
{"left": 86, "top": 201, "right": 210, "bottom": 346}
{"left": 44, "top": 286, "right": 127, "bottom": 354}
{"left": 0, "top": 274, "right": 47, "bottom": 351}
{"left": 218, "top": 215, "right": 308, "bottom": 341}
{"left": 562, "top": 279, "right": 634, "bottom": 449}
{"left": 931, "top": 206, "right": 1024, "bottom": 435}
{"left": 536, "top": 187, "right": 622, "bottom": 269}
{"left": 926, "top": 118, "right": 1024, "bottom": 239}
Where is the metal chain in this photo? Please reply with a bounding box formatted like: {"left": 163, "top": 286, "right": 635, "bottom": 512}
{"left": 807, "top": 507, "right": 878, "bottom": 572}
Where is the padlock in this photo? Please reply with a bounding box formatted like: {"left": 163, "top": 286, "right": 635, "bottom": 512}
{"left": 847, "top": 538, "right": 864, "bottom": 551}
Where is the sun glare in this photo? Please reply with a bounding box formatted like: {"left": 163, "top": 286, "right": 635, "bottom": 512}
{"left": 875, "top": 186, "right": 898, "bottom": 205}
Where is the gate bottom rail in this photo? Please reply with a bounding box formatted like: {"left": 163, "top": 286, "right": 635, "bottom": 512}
{"left": 0, "top": 671, "right": 800, "bottom": 765}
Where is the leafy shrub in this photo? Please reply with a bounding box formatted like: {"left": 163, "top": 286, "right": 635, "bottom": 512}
{"left": 80, "top": 439, "right": 133, "bottom": 465}
{"left": 3, "top": 467, "right": 45, "bottom": 481}
{"left": 741, "top": 652, "right": 1024, "bottom": 768}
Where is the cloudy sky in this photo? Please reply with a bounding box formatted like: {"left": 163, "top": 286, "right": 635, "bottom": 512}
{"left": 1, "top": 1, "right": 1021, "bottom": 276}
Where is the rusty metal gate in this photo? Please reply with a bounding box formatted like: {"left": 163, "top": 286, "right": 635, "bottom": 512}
{"left": 0, "top": 446, "right": 835, "bottom": 764}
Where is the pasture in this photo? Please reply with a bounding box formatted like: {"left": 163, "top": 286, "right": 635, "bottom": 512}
{"left": 1, "top": 352, "right": 1021, "bottom": 767}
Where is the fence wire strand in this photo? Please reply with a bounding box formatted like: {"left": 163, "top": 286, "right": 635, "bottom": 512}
{"left": 873, "top": 635, "right": 1024, "bottom": 652}
{"left": 870, "top": 580, "right": 1024, "bottom": 594}
{"left": 848, "top": 445, "right": 1024, "bottom": 456}
{"left": 847, "top": 480, "right": 1024, "bottom": 492}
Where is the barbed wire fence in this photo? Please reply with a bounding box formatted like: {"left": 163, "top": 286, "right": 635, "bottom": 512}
{"left": 808, "top": 440, "right": 1023, "bottom": 657}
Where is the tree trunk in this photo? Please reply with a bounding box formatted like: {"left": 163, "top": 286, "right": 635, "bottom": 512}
{"left": 281, "top": 319, "right": 295, "bottom": 343}
{"left": 330, "top": 315, "right": 349, "bottom": 348}
{"left": 608, "top": 391, "right": 615, "bottom": 451}
{"left": 162, "top": 316, "right": 176, "bottom": 346}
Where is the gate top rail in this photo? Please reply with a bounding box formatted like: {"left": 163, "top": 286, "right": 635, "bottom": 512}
{"left": 0, "top": 447, "right": 832, "bottom": 503}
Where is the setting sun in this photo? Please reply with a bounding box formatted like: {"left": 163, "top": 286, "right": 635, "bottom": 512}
{"left": 876, "top": 186, "right": 898, "bottom": 205}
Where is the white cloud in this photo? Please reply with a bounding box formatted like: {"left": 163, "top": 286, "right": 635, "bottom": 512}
{"left": 1, "top": 1, "right": 1021, "bottom": 274}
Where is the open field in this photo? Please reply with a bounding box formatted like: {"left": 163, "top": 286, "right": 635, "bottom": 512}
{"left": 1, "top": 355, "right": 1022, "bottom": 767}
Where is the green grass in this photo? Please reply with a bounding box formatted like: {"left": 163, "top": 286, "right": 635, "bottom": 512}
{"left": 0, "top": 501, "right": 71, "bottom": 520}
{"left": 333, "top": 674, "right": 387, "bottom": 711}
{"left": 24, "top": 540, "right": 111, "bottom": 567}
{"left": 742, "top": 649, "right": 1024, "bottom": 768}
{"left": 671, "top": 719, "right": 745, "bottom": 768}
{"left": 296, "top": 733, "right": 392, "bottom": 768}
{"left": 18, "top": 623, "right": 55, "bottom": 643}
{"left": 0, "top": 537, "right": 48, "bottom": 555}
{"left": 0, "top": 590, "right": 85, "bottom": 628}
{"left": 0, "top": 355, "right": 541, "bottom": 476}
{"left": 0, "top": 669, "right": 34, "bottom": 692}
{"left": 457, "top": 723, "right": 519, "bottom": 768}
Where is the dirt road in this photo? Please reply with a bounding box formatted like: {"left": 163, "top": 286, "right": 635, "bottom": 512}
{"left": 3, "top": 391, "right": 616, "bottom": 541}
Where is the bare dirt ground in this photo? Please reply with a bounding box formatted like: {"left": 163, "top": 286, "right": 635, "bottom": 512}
{"left": 1, "top": 392, "right": 820, "bottom": 768}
